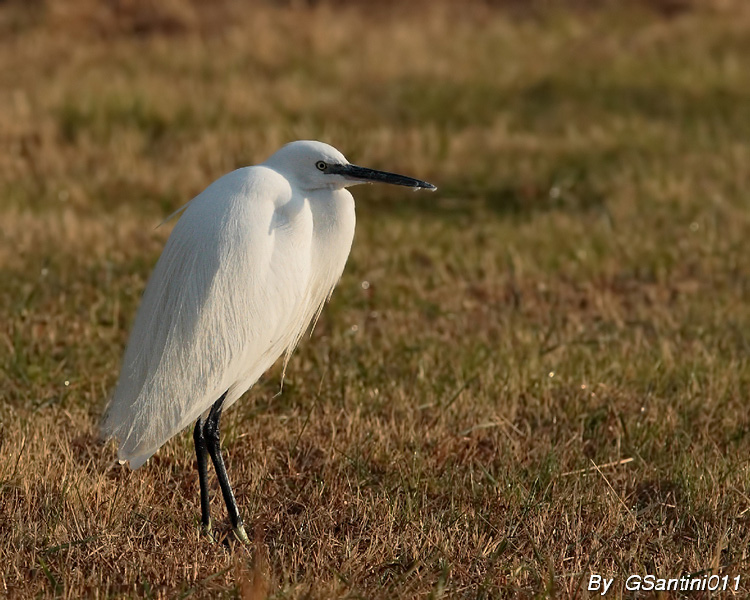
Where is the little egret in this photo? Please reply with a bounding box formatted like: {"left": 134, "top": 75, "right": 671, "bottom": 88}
{"left": 101, "top": 140, "right": 436, "bottom": 542}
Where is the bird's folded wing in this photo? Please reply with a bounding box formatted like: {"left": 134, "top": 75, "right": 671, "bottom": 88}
{"left": 101, "top": 167, "right": 307, "bottom": 468}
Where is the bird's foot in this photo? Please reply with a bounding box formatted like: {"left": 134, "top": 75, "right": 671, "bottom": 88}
{"left": 200, "top": 519, "right": 216, "bottom": 543}
{"left": 233, "top": 524, "right": 250, "bottom": 544}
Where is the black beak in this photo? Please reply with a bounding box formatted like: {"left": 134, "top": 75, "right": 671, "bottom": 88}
{"left": 329, "top": 163, "right": 436, "bottom": 191}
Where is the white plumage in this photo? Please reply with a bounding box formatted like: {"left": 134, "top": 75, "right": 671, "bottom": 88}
{"left": 101, "top": 140, "right": 435, "bottom": 538}
{"left": 103, "top": 141, "right": 357, "bottom": 467}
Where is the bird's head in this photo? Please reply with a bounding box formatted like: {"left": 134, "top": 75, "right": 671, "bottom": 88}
{"left": 263, "top": 140, "right": 436, "bottom": 193}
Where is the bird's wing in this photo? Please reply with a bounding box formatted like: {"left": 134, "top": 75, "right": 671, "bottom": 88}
{"left": 101, "top": 166, "right": 308, "bottom": 468}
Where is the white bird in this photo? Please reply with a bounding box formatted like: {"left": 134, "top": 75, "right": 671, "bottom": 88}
{"left": 101, "top": 140, "right": 436, "bottom": 542}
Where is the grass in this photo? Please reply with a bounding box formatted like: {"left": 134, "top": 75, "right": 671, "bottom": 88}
{"left": 2, "top": 0, "right": 750, "bottom": 597}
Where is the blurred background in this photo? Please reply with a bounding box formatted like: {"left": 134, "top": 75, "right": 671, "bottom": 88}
{"left": 3, "top": 0, "right": 750, "bottom": 597}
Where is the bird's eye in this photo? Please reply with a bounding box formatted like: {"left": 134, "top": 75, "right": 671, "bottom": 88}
{"left": 315, "top": 161, "right": 327, "bottom": 171}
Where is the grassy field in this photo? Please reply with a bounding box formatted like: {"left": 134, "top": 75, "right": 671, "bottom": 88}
{"left": 3, "top": 0, "right": 750, "bottom": 597}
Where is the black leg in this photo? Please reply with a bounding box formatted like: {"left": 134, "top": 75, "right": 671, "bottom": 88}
{"left": 203, "top": 392, "right": 249, "bottom": 543}
{"left": 193, "top": 416, "right": 212, "bottom": 535}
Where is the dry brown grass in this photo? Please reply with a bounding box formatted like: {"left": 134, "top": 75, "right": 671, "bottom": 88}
{"left": 3, "top": 1, "right": 750, "bottom": 598}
